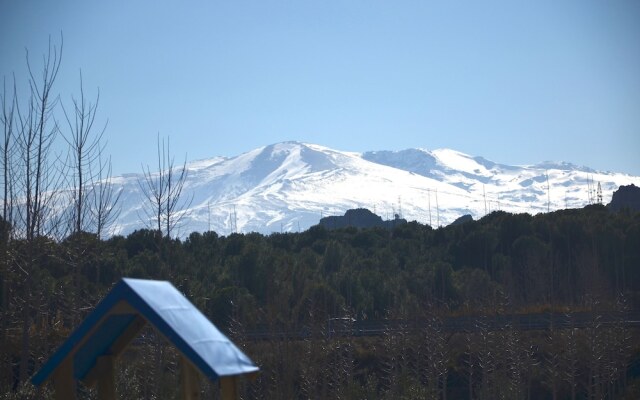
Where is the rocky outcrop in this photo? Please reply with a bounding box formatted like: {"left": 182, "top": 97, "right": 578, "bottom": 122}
{"left": 607, "top": 184, "right": 640, "bottom": 212}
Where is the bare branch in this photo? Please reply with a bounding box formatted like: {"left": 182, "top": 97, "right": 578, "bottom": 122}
{"left": 138, "top": 134, "right": 192, "bottom": 239}
{"left": 61, "top": 70, "right": 108, "bottom": 235}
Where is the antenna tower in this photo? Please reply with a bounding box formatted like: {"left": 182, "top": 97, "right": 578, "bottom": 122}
{"left": 230, "top": 205, "right": 238, "bottom": 233}
{"left": 596, "top": 182, "right": 603, "bottom": 204}
{"left": 546, "top": 171, "right": 551, "bottom": 213}
{"left": 436, "top": 189, "right": 440, "bottom": 227}
{"left": 427, "top": 189, "right": 432, "bottom": 227}
{"left": 483, "top": 184, "right": 487, "bottom": 215}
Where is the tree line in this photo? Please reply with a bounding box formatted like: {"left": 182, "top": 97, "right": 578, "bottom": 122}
{"left": 2, "top": 37, "right": 640, "bottom": 399}
{"left": 0, "top": 204, "right": 638, "bottom": 398}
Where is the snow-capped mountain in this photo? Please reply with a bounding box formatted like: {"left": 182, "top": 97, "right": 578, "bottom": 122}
{"left": 107, "top": 142, "right": 639, "bottom": 237}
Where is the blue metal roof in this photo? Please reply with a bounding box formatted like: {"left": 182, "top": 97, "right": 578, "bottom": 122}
{"left": 32, "top": 278, "right": 258, "bottom": 386}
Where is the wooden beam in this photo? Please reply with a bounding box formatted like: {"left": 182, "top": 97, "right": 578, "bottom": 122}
{"left": 95, "top": 355, "right": 116, "bottom": 400}
{"left": 47, "top": 300, "right": 135, "bottom": 391}
{"left": 220, "top": 376, "right": 237, "bottom": 400}
{"left": 108, "top": 315, "right": 146, "bottom": 356}
{"left": 181, "top": 356, "right": 200, "bottom": 400}
{"left": 52, "top": 358, "right": 75, "bottom": 400}
{"left": 83, "top": 315, "right": 146, "bottom": 388}
{"left": 109, "top": 300, "right": 136, "bottom": 315}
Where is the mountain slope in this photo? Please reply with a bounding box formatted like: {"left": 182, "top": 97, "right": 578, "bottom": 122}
{"left": 107, "top": 142, "right": 639, "bottom": 237}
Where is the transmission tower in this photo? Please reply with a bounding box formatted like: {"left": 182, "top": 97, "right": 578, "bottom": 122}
{"left": 436, "top": 189, "right": 440, "bottom": 227}
{"left": 427, "top": 189, "right": 432, "bottom": 227}
{"left": 587, "top": 174, "right": 594, "bottom": 204}
{"left": 229, "top": 205, "right": 238, "bottom": 234}
{"left": 546, "top": 172, "right": 551, "bottom": 213}
{"left": 483, "top": 184, "right": 487, "bottom": 215}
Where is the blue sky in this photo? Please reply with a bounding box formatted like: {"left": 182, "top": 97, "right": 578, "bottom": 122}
{"left": 1, "top": 1, "right": 639, "bottom": 175}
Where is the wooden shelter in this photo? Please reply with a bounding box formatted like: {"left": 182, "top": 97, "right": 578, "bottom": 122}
{"left": 31, "top": 278, "right": 259, "bottom": 399}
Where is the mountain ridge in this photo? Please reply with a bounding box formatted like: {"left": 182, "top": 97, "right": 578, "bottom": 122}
{"left": 106, "top": 141, "right": 639, "bottom": 237}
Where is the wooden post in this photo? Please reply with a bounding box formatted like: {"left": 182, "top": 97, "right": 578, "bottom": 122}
{"left": 220, "top": 376, "right": 237, "bottom": 400}
{"left": 96, "top": 355, "right": 116, "bottom": 400}
{"left": 181, "top": 356, "right": 200, "bottom": 400}
{"left": 53, "top": 358, "right": 76, "bottom": 400}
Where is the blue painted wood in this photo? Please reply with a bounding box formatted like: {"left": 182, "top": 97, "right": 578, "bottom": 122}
{"left": 32, "top": 278, "right": 258, "bottom": 386}
{"left": 73, "top": 313, "right": 137, "bottom": 380}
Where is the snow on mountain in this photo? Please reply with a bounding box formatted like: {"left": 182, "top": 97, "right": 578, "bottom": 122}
{"left": 362, "top": 148, "right": 637, "bottom": 217}
{"left": 106, "top": 142, "right": 640, "bottom": 237}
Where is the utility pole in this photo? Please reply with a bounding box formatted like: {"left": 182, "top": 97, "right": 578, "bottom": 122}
{"left": 483, "top": 184, "right": 487, "bottom": 215}
{"left": 428, "top": 189, "right": 432, "bottom": 227}
{"left": 436, "top": 189, "right": 440, "bottom": 228}
{"left": 229, "top": 205, "right": 238, "bottom": 234}
{"left": 546, "top": 171, "right": 551, "bottom": 213}
{"left": 233, "top": 205, "right": 237, "bottom": 233}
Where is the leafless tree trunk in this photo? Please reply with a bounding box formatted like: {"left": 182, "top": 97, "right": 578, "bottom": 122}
{"left": 139, "top": 134, "right": 167, "bottom": 236}
{"left": 1, "top": 77, "right": 17, "bottom": 227}
{"left": 11, "top": 35, "right": 64, "bottom": 385}
{"left": 62, "top": 71, "right": 108, "bottom": 235}
{"left": 90, "top": 151, "right": 121, "bottom": 239}
{"left": 139, "top": 134, "right": 191, "bottom": 239}
{"left": 14, "top": 36, "right": 64, "bottom": 240}
{"left": 163, "top": 137, "right": 190, "bottom": 239}
{"left": 0, "top": 74, "right": 18, "bottom": 393}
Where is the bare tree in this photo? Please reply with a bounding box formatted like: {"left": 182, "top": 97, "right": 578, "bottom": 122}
{"left": 14, "top": 36, "right": 65, "bottom": 240}
{"left": 0, "top": 74, "right": 17, "bottom": 396}
{"left": 62, "top": 71, "right": 108, "bottom": 235}
{"left": 139, "top": 134, "right": 191, "bottom": 239}
{"left": 90, "top": 150, "right": 121, "bottom": 239}
{"left": 2, "top": 33, "right": 119, "bottom": 389}
{"left": 1, "top": 76, "right": 17, "bottom": 227}
{"left": 163, "top": 137, "right": 190, "bottom": 238}
{"left": 139, "top": 135, "right": 165, "bottom": 236}
{"left": 10, "top": 35, "right": 65, "bottom": 386}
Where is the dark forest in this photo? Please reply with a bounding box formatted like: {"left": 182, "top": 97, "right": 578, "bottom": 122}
{"left": 1, "top": 204, "right": 640, "bottom": 399}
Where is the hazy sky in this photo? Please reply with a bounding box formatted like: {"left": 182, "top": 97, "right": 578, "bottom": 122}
{"left": 1, "top": 1, "right": 639, "bottom": 176}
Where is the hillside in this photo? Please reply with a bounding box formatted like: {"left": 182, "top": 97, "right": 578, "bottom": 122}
{"left": 103, "top": 142, "right": 639, "bottom": 237}
{"left": 3, "top": 204, "right": 639, "bottom": 398}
